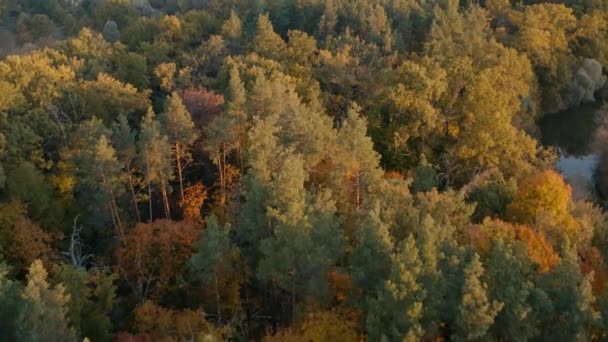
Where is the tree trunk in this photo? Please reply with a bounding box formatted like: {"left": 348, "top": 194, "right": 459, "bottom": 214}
{"left": 160, "top": 176, "right": 171, "bottom": 218}
{"left": 237, "top": 121, "right": 244, "bottom": 174}
{"left": 146, "top": 153, "right": 153, "bottom": 221}
{"left": 237, "top": 142, "right": 243, "bottom": 173}
{"left": 215, "top": 271, "right": 221, "bottom": 320}
{"left": 127, "top": 170, "right": 141, "bottom": 222}
{"left": 175, "top": 142, "right": 186, "bottom": 207}
{"left": 217, "top": 152, "right": 225, "bottom": 207}
{"left": 148, "top": 183, "right": 153, "bottom": 221}
{"left": 108, "top": 204, "right": 118, "bottom": 234}
{"left": 102, "top": 172, "right": 124, "bottom": 240}
{"left": 222, "top": 145, "right": 227, "bottom": 206}
{"left": 355, "top": 169, "right": 361, "bottom": 211}
{"left": 109, "top": 189, "right": 124, "bottom": 241}
{"left": 291, "top": 270, "right": 296, "bottom": 321}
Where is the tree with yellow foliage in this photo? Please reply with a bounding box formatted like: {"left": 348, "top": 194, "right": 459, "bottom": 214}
{"left": 507, "top": 171, "right": 580, "bottom": 245}
{"left": 508, "top": 3, "right": 578, "bottom": 111}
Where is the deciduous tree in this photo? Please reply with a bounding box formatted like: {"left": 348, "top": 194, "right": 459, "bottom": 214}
{"left": 116, "top": 219, "right": 201, "bottom": 301}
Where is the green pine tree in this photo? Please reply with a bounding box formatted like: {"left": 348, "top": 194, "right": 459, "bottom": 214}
{"left": 112, "top": 114, "right": 142, "bottom": 222}
{"left": 454, "top": 253, "right": 503, "bottom": 340}
{"left": 485, "top": 240, "right": 540, "bottom": 340}
{"left": 54, "top": 264, "right": 117, "bottom": 342}
{"left": 350, "top": 205, "right": 394, "bottom": 300}
{"left": 252, "top": 13, "right": 285, "bottom": 60}
{"left": 189, "top": 215, "right": 241, "bottom": 319}
{"left": 18, "top": 260, "right": 75, "bottom": 342}
{"left": 138, "top": 107, "right": 174, "bottom": 219}
{"left": 366, "top": 235, "right": 426, "bottom": 341}
{"left": 159, "top": 92, "right": 197, "bottom": 207}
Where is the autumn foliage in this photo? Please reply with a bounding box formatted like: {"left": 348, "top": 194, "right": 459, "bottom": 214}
{"left": 116, "top": 219, "right": 201, "bottom": 300}
{"left": 181, "top": 182, "right": 207, "bottom": 222}
{"left": 0, "top": 203, "right": 53, "bottom": 272}
{"left": 470, "top": 219, "right": 560, "bottom": 273}
{"left": 133, "top": 300, "right": 220, "bottom": 341}
{"left": 179, "top": 87, "right": 224, "bottom": 128}
{"left": 515, "top": 224, "right": 560, "bottom": 273}
{"left": 580, "top": 247, "right": 608, "bottom": 295}
{"left": 507, "top": 171, "right": 579, "bottom": 243}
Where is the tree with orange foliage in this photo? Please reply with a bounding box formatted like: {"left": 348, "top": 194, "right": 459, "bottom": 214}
{"left": 507, "top": 170, "right": 579, "bottom": 245}
{"left": 514, "top": 225, "right": 560, "bottom": 273}
{"left": 471, "top": 219, "right": 560, "bottom": 273}
{"left": 580, "top": 247, "right": 608, "bottom": 295}
{"left": 0, "top": 203, "right": 53, "bottom": 273}
{"left": 116, "top": 219, "right": 201, "bottom": 301}
{"left": 182, "top": 182, "right": 207, "bottom": 222}
{"left": 326, "top": 268, "right": 352, "bottom": 303}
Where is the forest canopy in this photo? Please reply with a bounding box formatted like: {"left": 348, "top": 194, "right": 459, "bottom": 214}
{"left": 1, "top": 0, "right": 608, "bottom": 340}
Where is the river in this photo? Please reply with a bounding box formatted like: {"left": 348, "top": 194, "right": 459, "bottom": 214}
{"left": 539, "top": 103, "right": 602, "bottom": 200}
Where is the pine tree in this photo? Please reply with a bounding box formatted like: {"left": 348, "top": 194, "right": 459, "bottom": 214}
{"left": 5, "top": 162, "right": 52, "bottom": 222}
{"left": 138, "top": 107, "right": 174, "bottom": 219}
{"left": 203, "top": 67, "right": 247, "bottom": 209}
{"left": 334, "top": 103, "right": 383, "bottom": 212}
{"left": 18, "top": 260, "right": 75, "bottom": 342}
{"left": 307, "top": 188, "right": 343, "bottom": 292}
{"left": 159, "top": 92, "right": 197, "bottom": 208}
{"left": 252, "top": 13, "right": 285, "bottom": 60}
{"left": 256, "top": 150, "right": 342, "bottom": 314}
{"left": 454, "top": 253, "right": 503, "bottom": 340}
{"left": 222, "top": 10, "right": 242, "bottom": 49}
{"left": 0, "top": 263, "right": 24, "bottom": 340}
{"left": 367, "top": 4, "right": 390, "bottom": 47}
{"left": 415, "top": 216, "right": 452, "bottom": 336}
{"left": 67, "top": 118, "right": 124, "bottom": 236}
{"left": 54, "top": 264, "right": 117, "bottom": 342}
{"left": 256, "top": 152, "right": 309, "bottom": 312}
{"left": 350, "top": 206, "right": 394, "bottom": 300}
{"left": 319, "top": 0, "right": 338, "bottom": 36}
{"left": 366, "top": 235, "right": 426, "bottom": 341}
{"left": 538, "top": 244, "right": 600, "bottom": 340}
{"left": 93, "top": 134, "right": 126, "bottom": 239}
{"left": 204, "top": 113, "right": 236, "bottom": 209}
{"left": 226, "top": 65, "right": 247, "bottom": 170}
{"left": 112, "top": 114, "right": 142, "bottom": 222}
{"left": 236, "top": 114, "right": 281, "bottom": 266}
{"left": 485, "top": 240, "right": 540, "bottom": 340}
{"left": 189, "top": 215, "right": 241, "bottom": 319}
{"left": 154, "top": 63, "right": 177, "bottom": 93}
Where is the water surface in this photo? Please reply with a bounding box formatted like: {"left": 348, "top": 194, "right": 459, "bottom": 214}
{"left": 539, "top": 103, "right": 602, "bottom": 199}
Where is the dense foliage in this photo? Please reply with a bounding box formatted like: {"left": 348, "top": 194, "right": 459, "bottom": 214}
{"left": 1, "top": 0, "right": 608, "bottom": 340}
